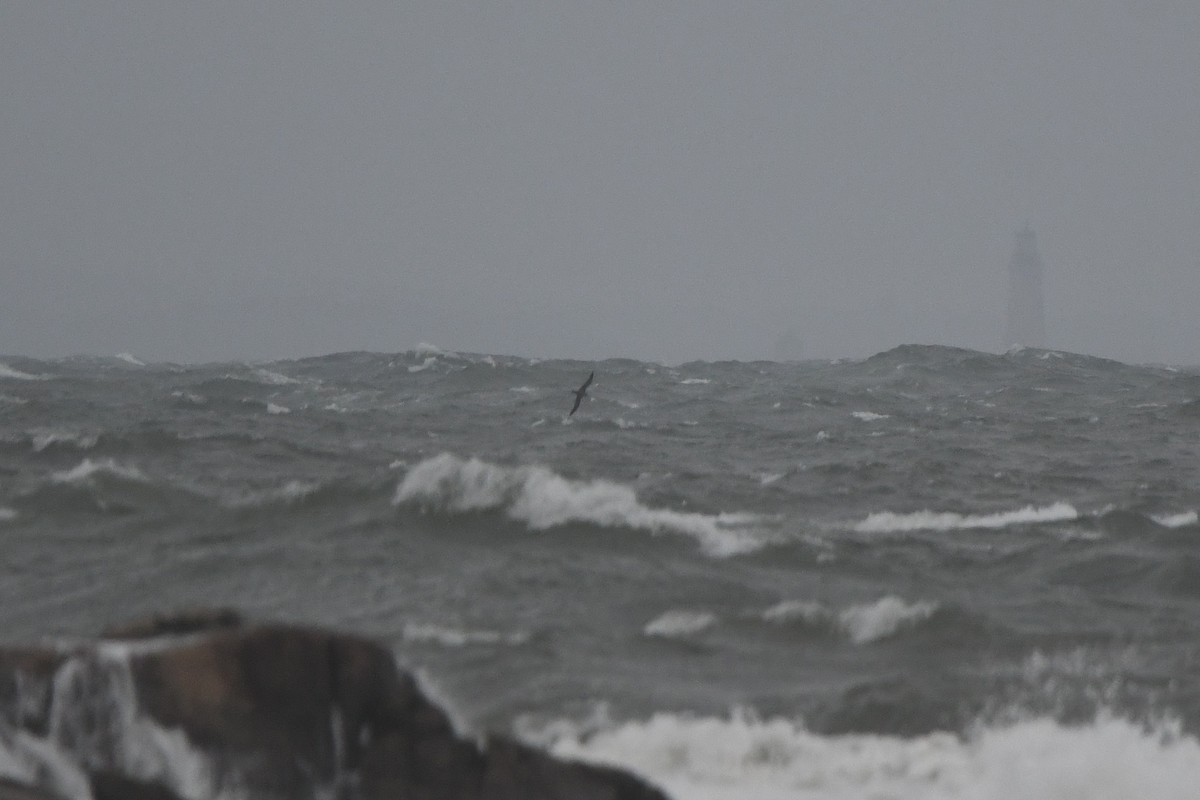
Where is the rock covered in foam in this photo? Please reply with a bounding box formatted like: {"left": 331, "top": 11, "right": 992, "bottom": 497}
{"left": 0, "top": 611, "right": 671, "bottom": 800}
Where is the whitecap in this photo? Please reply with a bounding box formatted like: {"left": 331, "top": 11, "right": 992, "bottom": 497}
{"left": 510, "top": 386, "right": 536, "bottom": 393}
{"left": 170, "top": 390, "right": 206, "bottom": 405}
{"left": 413, "top": 342, "right": 450, "bottom": 356}
{"left": 266, "top": 403, "right": 290, "bottom": 415}
{"left": 524, "top": 708, "right": 1200, "bottom": 800}
{"left": 855, "top": 502, "right": 1078, "bottom": 533}
{"left": 0, "top": 363, "right": 47, "bottom": 381}
{"left": 836, "top": 596, "right": 938, "bottom": 644}
{"left": 30, "top": 430, "right": 99, "bottom": 453}
{"left": 252, "top": 368, "right": 300, "bottom": 385}
{"left": 408, "top": 357, "right": 438, "bottom": 373}
{"left": 644, "top": 610, "right": 717, "bottom": 639}
{"left": 403, "top": 622, "right": 529, "bottom": 647}
{"left": 393, "top": 453, "right": 773, "bottom": 557}
{"left": 0, "top": 508, "right": 17, "bottom": 521}
{"left": 762, "top": 596, "right": 937, "bottom": 644}
{"left": 227, "top": 480, "right": 319, "bottom": 508}
{"left": 1152, "top": 511, "right": 1198, "bottom": 529}
{"left": 115, "top": 352, "right": 146, "bottom": 366}
{"left": 680, "top": 378, "right": 711, "bottom": 385}
{"left": 759, "top": 473, "right": 784, "bottom": 486}
{"left": 852, "top": 411, "right": 890, "bottom": 422}
{"left": 51, "top": 459, "right": 147, "bottom": 485}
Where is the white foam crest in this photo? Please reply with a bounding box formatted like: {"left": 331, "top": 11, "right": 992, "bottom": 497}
{"left": 0, "top": 508, "right": 17, "bottom": 522}
{"left": 393, "top": 453, "right": 771, "bottom": 557}
{"left": 115, "top": 352, "right": 146, "bottom": 366}
{"left": 252, "top": 367, "right": 300, "bottom": 385}
{"left": 762, "top": 596, "right": 937, "bottom": 644}
{"left": 408, "top": 356, "right": 438, "bottom": 373}
{"left": 837, "top": 596, "right": 939, "bottom": 644}
{"left": 0, "top": 726, "right": 93, "bottom": 800}
{"left": 680, "top": 378, "right": 711, "bottom": 385}
{"left": 403, "top": 622, "right": 529, "bottom": 647}
{"left": 266, "top": 402, "right": 290, "bottom": 415}
{"left": 413, "top": 342, "right": 450, "bottom": 356}
{"left": 509, "top": 386, "right": 536, "bottom": 393}
{"left": 31, "top": 429, "right": 100, "bottom": 452}
{"left": 529, "top": 709, "right": 1200, "bottom": 800}
{"left": 51, "top": 458, "right": 147, "bottom": 485}
{"left": 644, "top": 610, "right": 717, "bottom": 639}
{"left": 227, "top": 479, "right": 320, "bottom": 509}
{"left": 759, "top": 472, "right": 784, "bottom": 486}
{"left": 0, "top": 363, "right": 47, "bottom": 380}
{"left": 171, "top": 390, "right": 207, "bottom": 405}
{"left": 0, "top": 393, "right": 29, "bottom": 405}
{"left": 1152, "top": 511, "right": 1198, "bottom": 528}
{"left": 855, "top": 502, "right": 1078, "bottom": 533}
{"left": 45, "top": 648, "right": 225, "bottom": 799}
{"left": 852, "top": 411, "right": 890, "bottom": 421}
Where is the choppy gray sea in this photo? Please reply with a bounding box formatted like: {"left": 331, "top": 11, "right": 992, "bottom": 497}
{"left": 4, "top": 343, "right": 1200, "bottom": 799}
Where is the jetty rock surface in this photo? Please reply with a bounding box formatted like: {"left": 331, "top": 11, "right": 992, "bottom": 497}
{"left": 0, "top": 610, "right": 670, "bottom": 800}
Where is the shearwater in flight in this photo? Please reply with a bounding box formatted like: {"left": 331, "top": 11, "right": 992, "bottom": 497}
{"left": 569, "top": 371, "right": 593, "bottom": 416}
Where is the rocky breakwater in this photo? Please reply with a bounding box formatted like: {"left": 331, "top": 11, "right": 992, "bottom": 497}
{"left": 0, "top": 611, "right": 670, "bottom": 800}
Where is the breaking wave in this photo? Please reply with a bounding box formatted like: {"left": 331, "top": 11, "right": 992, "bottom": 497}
{"left": 644, "top": 611, "right": 718, "bottom": 639}
{"left": 51, "top": 459, "right": 148, "bottom": 486}
{"left": 523, "top": 707, "right": 1200, "bottom": 800}
{"left": 0, "top": 363, "right": 47, "bottom": 381}
{"left": 855, "top": 502, "right": 1079, "bottom": 533}
{"left": 762, "top": 596, "right": 939, "bottom": 645}
{"left": 393, "top": 453, "right": 773, "bottom": 557}
{"left": 1152, "top": 511, "right": 1198, "bottom": 529}
{"left": 402, "top": 622, "right": 530, "bottom": 647}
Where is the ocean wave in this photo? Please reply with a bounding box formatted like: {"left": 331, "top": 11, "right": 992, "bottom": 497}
{"left": 1152, "top": 511, "right": 1199, "bottom": 529}
{"left": 393, "top": 453, "right": 774, "bottom": 557}
{"left": 402, "top": 622, "right": 530, "bottom": 647}
{"left": 251, "top": 367, "right": 300, "bottom": 385}
{"left": 0, "top": 508, "right": 16, "bottom": 521}
{"left": 852, "top": 411, "right": 890, "bottom": 421}
{"left": 51, "top": 458, "right": 148, "bottom": 485}
{"left": 854, "top": 502, "right": 1079, "bottom": 533}
{"left": 224, "top": 480, "right": 322, "bottom": 509}
{"left": 762, "top": 596, "right": 938, "bottom": 645}
{"left": 0, "top": 363, "right": 48, "bottom": 381}
{"left": 522, "top": 707, "right": 1200, "bottom": 800}
{"left": 115, "top": 352, "right": 146, "bottom": 366}
{"left": 29, "top": 429, "right": 101, "bottom": 453}
{"left": 644, "top": 610, "right": 718, "bottom": 639}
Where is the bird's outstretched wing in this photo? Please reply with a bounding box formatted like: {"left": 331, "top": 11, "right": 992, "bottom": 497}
{"left": 568, "top": 371, "right": 593, "bottom": 416}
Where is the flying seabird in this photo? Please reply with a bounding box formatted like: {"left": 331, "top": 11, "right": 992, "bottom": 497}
{"left": 569, "top": 371, "right": 594, "bottom": 416}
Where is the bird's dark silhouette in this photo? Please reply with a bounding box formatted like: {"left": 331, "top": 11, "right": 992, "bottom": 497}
{"left": 569, "top": 371, "right": 594, "bottom": 416}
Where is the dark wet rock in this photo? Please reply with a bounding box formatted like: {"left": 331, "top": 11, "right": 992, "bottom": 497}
{"left": 90, "top": 771, "right": 184, "bottom": 800}
{"left": 0, "top": 777, "right": 60, "bottom": 800}
{"left": 0, "top": 611, "right": 670, "bottom": 800}
{"left": 101, "top": 608, "right": 244, "bottom": 640}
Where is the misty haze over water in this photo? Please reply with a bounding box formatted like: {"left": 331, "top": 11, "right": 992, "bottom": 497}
{"left": 2, "top": 4, "right": 1199, "bottom": 366}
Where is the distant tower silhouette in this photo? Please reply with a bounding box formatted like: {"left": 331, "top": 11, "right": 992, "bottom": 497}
{"left": 1005, "top": 224, "right": 1046, "bottom": 349}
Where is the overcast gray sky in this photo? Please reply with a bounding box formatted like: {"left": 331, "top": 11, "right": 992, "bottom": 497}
{"left": 3, "top": 2, "right": 1198, "bottom": 365}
